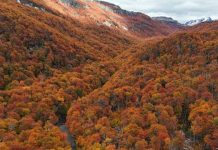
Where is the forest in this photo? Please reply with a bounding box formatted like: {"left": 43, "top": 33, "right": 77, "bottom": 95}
{"left": 0, "top": 0, "right": 217, "bottom": 150}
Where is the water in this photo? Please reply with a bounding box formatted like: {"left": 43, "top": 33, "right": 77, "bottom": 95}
{"left": 59, "top": 124, "right": 76, "bottom": 150}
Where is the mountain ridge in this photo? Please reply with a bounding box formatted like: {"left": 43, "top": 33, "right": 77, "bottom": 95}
{"left": 16, "top": 0, "right": 182, "bottom": 37}
{"left": 0, "top": 0, "right": 218, "bottom": 149}
{"left": 185, "top": 17, "right": 213, "bottom": 26}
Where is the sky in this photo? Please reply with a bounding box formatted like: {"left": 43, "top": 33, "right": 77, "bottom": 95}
{"left": 103, "top": 0, "right": 218, "bottom": 23}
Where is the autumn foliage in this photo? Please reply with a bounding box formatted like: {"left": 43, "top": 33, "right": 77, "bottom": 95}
{"left": 0, "top": 0, "right": 218, "bottom": 149}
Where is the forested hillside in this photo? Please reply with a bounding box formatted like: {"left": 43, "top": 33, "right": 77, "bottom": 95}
{"left": 0, "top": 0, "right": 217, "bottom": 150}
{"left": 66, "top": 24, "right": 218, "bottom": 150}
{"left": 0, "top": 1, "right": 134, "bottom": 149}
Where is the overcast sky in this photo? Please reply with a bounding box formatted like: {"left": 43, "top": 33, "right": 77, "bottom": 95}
{"left": 103, "top": 0, "right": 218, "bottom": 23}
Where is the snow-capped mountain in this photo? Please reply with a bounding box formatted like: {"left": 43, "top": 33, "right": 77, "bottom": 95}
{"left": 185, "top": 17, "right": 213, "bottom": 26}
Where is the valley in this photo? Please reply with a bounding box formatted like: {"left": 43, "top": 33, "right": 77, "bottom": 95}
{"left": 0, "top": 0, "right": 217, "bottom": 149}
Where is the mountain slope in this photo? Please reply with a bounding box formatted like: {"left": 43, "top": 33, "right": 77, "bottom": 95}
{"left": 99, "top": 1, "right": 181, "bottom": 37}
{"left": 0, "top": 0, "right": 217, "bottom": 150}
{"left": 0, "top": 0, "right": 136, "bottom": 149}
{"left": 66, "top": 22, "right": 218, "bottom": 149}
{"left": 17, "top": 0, "right": 181, "bottom": 38}
{"left": 152, "top": 16, "right": 184, "bottom": 29}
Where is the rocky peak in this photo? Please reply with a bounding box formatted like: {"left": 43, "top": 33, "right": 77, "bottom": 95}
{"left": 185, "top": 17, "right": 213, "bottom": 26}
{"left": 152, "top": 16, "right": 183, "bottom": 29}
{"left": 152, "top": 16, "right": 178, "bottom": 23}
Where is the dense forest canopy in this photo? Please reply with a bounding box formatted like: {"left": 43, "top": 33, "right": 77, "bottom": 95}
{"left": 0, "top": 0, "right": 217, "bottom": 149}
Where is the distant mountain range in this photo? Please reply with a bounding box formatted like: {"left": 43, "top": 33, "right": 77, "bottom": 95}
{"left": 153, "top": 16, "right": 214, "bottom": 27}
{"left": 152, "top": 16, "right": 184, "bottom": 29}
{"left": 184, "top": 17, "right": 213, "bottom": 26}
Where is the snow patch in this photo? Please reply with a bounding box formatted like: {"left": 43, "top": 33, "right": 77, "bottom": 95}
{"left": 185, "top": 17, "right": 212, "bottom": 26}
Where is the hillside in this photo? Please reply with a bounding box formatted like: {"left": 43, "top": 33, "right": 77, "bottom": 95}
{"left": 98, "top": 1, "right": 182, "bottom": 37}
{"left": 16, "top": 0, "right": 181, "bottom": 38}
{"left": 0, "top": 0, "right": 135, "bottom": 149}
{"left": 0, "top": 0, "right": 217, "bottom": 150}
{"left": 66, "top": 24, "right": 218, "bottom": 150}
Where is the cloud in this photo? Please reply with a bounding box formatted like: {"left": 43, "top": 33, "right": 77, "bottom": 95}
{"left": 103, "top": 0, "right": 218, "bottom": 23}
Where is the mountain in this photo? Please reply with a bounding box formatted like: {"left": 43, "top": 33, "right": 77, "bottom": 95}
{"left": 0, "top": 0, "right": 136, "bottom": 149}
{"left": 187, "top": 20, "right": 218, "bottom": 32}
{"left": 152, "top": 16, "right": 184, "bottom": 29}
{"left": 66, "top": 22, "right": 218, "bottom": 149}
{"left": 17, "top": 0, "right": 181, "bottom": 37}
{"left": 0, "top": 0, "right": 218, "bottom": 150}
{"left": 185, "top": 17, "right": 213, "bottom": 26}
{"left": 98, "top": 1, "right": 181, "bottom": 37}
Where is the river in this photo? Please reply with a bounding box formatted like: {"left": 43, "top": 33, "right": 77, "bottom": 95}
{"left": 58, "top": 124, "right": 76, "bottom": 150}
